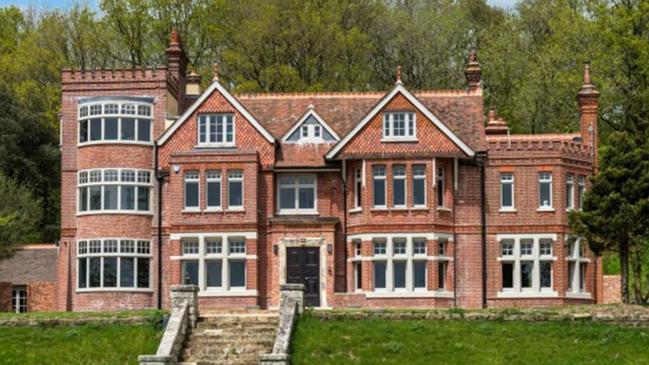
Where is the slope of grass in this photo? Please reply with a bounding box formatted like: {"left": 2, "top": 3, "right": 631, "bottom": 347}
{"left": 0, "top": 309, "right": 162, "bottom": 321}
{"left": 291, "top": 316, "right": 649, "bottom": 365}
{"left": 0, "top": 323, "right": 162, "bottom": 365}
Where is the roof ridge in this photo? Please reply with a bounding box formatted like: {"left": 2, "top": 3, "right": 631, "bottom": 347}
{"left": 235, "top": 89, "right": 476, "bottom": 99}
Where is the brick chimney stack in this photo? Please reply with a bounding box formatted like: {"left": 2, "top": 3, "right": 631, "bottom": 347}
{"left": 465, "top": 50, "right": 481, "bottom": 92}
{"left": 166, "top": 27, "right": 189, "bottom": 103}
{"left": 186, "top": 69, "right": 201, "bottom": 97}
{"left": 577, "top": 62, "right": 600, "bottom": 170}
{"left": 485, "top": 108, "right": 510, "bottom": 135}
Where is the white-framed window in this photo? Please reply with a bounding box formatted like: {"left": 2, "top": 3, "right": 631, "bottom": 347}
{"left": 392, "top": 165, "right": 406, "bottom": 208}
{"left": 567, "top": 237, "right": 589, "bottom": 294}
{"left": 77, "top": 239, "right": 151, "bottom": 290}
{"left": 371, "top": 236, "right": 436, "bottom": 293}
{"left": 498, "top": 235, "right": 557, "bottom": 295}
{"left": 566, "top": 173, "right": 574, "bottom": 210}
{"left": 577, "top": 176, "right": 586, "bottom": 210}
{"left": 227, "top": 170, "right": 244, "bottom": 209}
{"left": 77, "top": 168, "right": 152, "bottom": 214}
{"left": 198, "top": 114, "right": 235, "bottom": 147}
{"left": 436, "top": 167, "right": 445, "bottom": 207}
{"left": 354, "top": 168, "right": 362, "bottom": 209}
{"left": 299, "top": 124, "right": 322, "bottom": 140}
{"left": 11, "top": 287, "right": 27, "bottom": 313}
{"left": 372, "top": 165, "right": 386, "bottom": 208}
{"left": 184, "top": 171, "right": 200, "bottom": 210}
{"left": 500, "top": 173, "right": 515, "bottom": 210}
{"left": 539, "top": 172, "right": 553, "bottom": 209}
{"left": 78, "top": 100, "right": 153, "bottom": 145}
{"left": 383, "top": 112, "right": 416, "bottom": 140}
{"left": 412, "top": 165, "right": 426, "bottom": 207}
{"left": 180, "top": 236, "right": 248, "bottom": 291}
{"left": 277, "top": 174, "right": 317, "bottom": 214}
{"left": 206, "top": 171, "right": 221, "bottom": 210}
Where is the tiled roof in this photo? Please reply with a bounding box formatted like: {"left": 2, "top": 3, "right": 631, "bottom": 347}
{"left": 0, "top": 245, "right": 58, "bottom": 285}
{"left": 237, "top": 89, "right": 486, "bottom": 154}
{"left": 276, "top": 142, "right": 337, "bottom": 168}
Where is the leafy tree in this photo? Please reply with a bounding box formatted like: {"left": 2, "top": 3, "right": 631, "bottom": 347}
{"left": 0, "top": 173, "right": 41, "bottom": 259}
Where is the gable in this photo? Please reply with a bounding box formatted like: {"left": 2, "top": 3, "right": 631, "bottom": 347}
{"left": 327, "top": 85, "right": 475, "bottom": 159}
{"left": 282, "top": 108, "right": 340, "bottom": 143}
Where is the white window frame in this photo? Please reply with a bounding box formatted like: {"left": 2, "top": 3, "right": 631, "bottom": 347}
{"left": 566, "top": 173, "right": 575, "bottom": 210}
{"left": 577, "top": 175, "right": 586, "bottom": 210}
{"left": 370, "top": 236, "right": 434, "bottom": 294}
{"left": 392, "top": 165, "right": 407, "bottom": 208}
{"left": 372, "top": 165, "right": 387, "bottom": 208}
{"left": 227, "top": 170, "right": 244, "bottom": 210}
{"left": 566, "top": 237, "right": 590, "bottom": 296}
{"left": 276, "top": 174, "right": 318, "bottom": 215}
{"left": 78, "top": 100, "right": 153, "bottom": 147}
{"left": 500, "top": 173, "right": 515, "bottom": 211}
{"left": 412, "top": 164, "right": 426, "bottom": 208}
{"left": 436, "top": 167, "right": 446, "bottom": 208}
{"left": 76, "top": 238, "right": 152, "bottom": 292}
{"left": 382, "top": 112, "right": 417, "bottom": 141}
{"left": 184, "top": 171, "right": 200, "bottom": 211}
{"left": 353, "top": 168, "right": 362, "bottom": 210}
{"left": 538, "top": 172, "right": 554, "bottom": 211}
{"left": 77, "top": 168, "right": 153, "bottom": 215}
{"left": 197, "top": 114, "right": 235, "bottom": 147}
{"left": 205, "top": 171, "right": 222, "bottom": 211}
{"left": 496, "top": 234, "right": 558, "bottom": 297}
{"left": 11, "top": 287, "right": 27, "bottom": 313}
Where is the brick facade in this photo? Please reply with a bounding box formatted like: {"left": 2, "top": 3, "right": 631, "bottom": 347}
{"left": 56, "top": 32, "right": 603, "bottom": 311}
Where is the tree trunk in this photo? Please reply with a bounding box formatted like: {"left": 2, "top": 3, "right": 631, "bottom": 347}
{"left": 620, "top": 240, "right": 630, "bottom": 304}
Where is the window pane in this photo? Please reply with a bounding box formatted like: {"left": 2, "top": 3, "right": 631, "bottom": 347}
{"left": 520, "top": 261, "right": 533, "bottom": 288}
{"left": 413, "top": 178, "right": 425, "bottom": 206}
{"left": 229, "top": 181, "right": 243, "bottom": 207}
{"left": 121, "top": 186, "right": 135, "bottom": 210}
{"left": 393, "top": 261, "right": 406, "bottom": 288}
{"left": 105, "top": 118, "right": 118, "bottom": 140}
{"left": 229, "top": 261, "right": 246, "bottom": 287}
{"left": 137, "top": 258, "right": 150, "bottom": 288}
{"left": 225, "top": 116, "right": 234, "bottom": 142}
{"left": 90, "top": 118, "right": 102, "bottom": 141}
{"left": 374, "top": 262, "right": 386, "bottom": 289}
{"left": 199, "top": 117, "right": 206, "bottom": 143}
{"left": 137, "top": 119, "right": 150, "bottom": 142}
{"left": 393, "top": 179, "right": 405, "bottom": 206}
{"left": 438, "top": 262, "right": 447, "bottom": 289}
{"left": 414, "top": 261, "right": 426, "bottom": 289}
{"left": 298, "top": 187, "right": 315, "bottom": 209}
{"left": 502, "top": 263, "right": 513, "bottom": 289}
{"left": 79, "top": 187, "right": 88, "bottom": 212}
{"left": 185, "top": 182, "right": 199, "bottom": 208}
{"left": 182, "top": 260, "right": 198, "bottom": 285}
{"left": 373, "top": 179, "right": 385, "bottom": 206}
{"left": 89, "top": 257, "right": 101, "bottom": 288}
{"left": 104, "top": 257, "right": 117, "bottom": 287}
{"left": 540, "top": 261, "right": 552, "bottom": 288}
{"left": 207, "top": 181, "right": 221, "bottom": 207}
{"left": 121, "top": 118, "right": 135, "bottom": 140}
{"left": 120, "top": 257, "right": 135, "bottom": 288}
{"left": 89, "top": 186, "right": 102, "bottom": 210}
{"left": 501, "top": 183, "right": 512, "bottom": 207}
{"left": 137, "top": 187, "right": 149, "bottom": 211}
{"left": 104, "top": 185, "right": 118, "bottom": 210}
{"left": 579, "top": 263, "right": 587, "bottom": 291}
{"left": 206, "top": 260, "right": 222, "bottom": 288}
{"left": 79, "top": 120, "right": 88, "bottom": 143}
{"left": 78, "top": 258, "right": 87, "bottom": 288}
{"left": 279, "top": 187, "right": 295, "bottom": 209}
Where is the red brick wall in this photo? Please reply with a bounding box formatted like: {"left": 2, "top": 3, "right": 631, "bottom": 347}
{"left": 603, "top": 275, "right": 621, "bottom": 304}
{"left": 27, "top": 282, "right": 57, "bottom": 312}
{"left": 0, "top": 282, "right": 11, "bottom": 312}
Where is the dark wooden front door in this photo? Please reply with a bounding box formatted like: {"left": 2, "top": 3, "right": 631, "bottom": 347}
{"left": 286, "top": 247, "right": 320, "bottom": 307}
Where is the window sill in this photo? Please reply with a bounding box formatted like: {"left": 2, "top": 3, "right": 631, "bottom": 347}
{"left": 366, "top": 291, "right": 453, "bottom": 299}
{"left": 78, "top": 140, "right": 154, "bottom": 148}
{"left": 276, "top": 211, "right": 319, "bottom": 216}
{"left": 181, "top": 209, "right": 202, "bottom": 214}
{"left": 499, "top": 208, "right": 517, "bottom": 213}
{"left": 76, "top": 288, "right": 154, "bottom": 293}
{"left": 77, "top": 211, "right": 153, "bottom": 217}
{"left": 537, "top": 207, "right": 555, "bottom": 212}
{"left": 348, "top": 208, "right": 363, "bottom": 214}
{"left": 370, "top": 207, "right": 388, "bottom": 212}
{"left": 411, "top": 206, "right": 429, "bottom": 211}
{"left": 380, "top": 137, "right": 418, "bottom": 143}
{"left": 198, "top": 289, "right": 258, "bottom": 297}
{"left": 496, "top": 291, "right": 558, "bottom": 299}
{"left": 565, "top": 292, "right": 592, "bottom": 300}
{"left": 436, "top": 207, "right": 452, "bottom": 212}
{"left": 204, "top": 208, "right": 223, "bottom": 212}
{"left": 195, "top": 143, "right": 236, "bottom": 149}
{"left": 391, "top": 207, "right": 409, "bottom": 212}
{"left": 225, "top": 208, "right": 245, "bottom": 212}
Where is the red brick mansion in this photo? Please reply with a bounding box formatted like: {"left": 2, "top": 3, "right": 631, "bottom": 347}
{"left": 55, "top": 30, "right": 603, "bottom": 312}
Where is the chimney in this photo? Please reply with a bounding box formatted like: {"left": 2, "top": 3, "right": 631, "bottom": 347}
{"left": 485, "top": 108, "right": 510, "bottom": 135}
{"left": 186, "top": 69, "right": 201, "bottom": 97}
{"left": 166, "top": 27, "right": 189, "bottom": 101}
{"left": 465, "top": 50, "right": 481, "bottom": 92}
{"left": 577, "top": 62, "right": 600, "bottom": 170}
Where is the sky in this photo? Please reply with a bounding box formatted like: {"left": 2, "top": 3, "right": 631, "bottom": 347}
{"left": 0, "top": 0, "right": 520, "bottom": 10}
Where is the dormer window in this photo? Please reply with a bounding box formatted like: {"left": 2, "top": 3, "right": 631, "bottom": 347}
{"left": 282, "top": 109, "right": 339, "bottom": 144}
{"left": 198, "top": 114, "right": 234, "bottom": 147}
{"left": 383, "top": 112, "right": 416, "bottom": 141}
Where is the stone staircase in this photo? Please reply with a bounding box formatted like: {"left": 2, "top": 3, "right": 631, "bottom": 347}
{"left": 179, "top": 311, "right": 280, "bottom": 365}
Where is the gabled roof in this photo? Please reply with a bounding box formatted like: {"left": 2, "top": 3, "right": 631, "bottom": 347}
{"left": 325, "top": 83, "right": 476, "bottom": 159}
{"left": 157, "top": 80, "right": 275, "bottom": 145}
{"left": 0, "top": 244, "right": 58, "bottom": 285}
{"left": 281, "top": 106, "right": 340, "bottom": 142}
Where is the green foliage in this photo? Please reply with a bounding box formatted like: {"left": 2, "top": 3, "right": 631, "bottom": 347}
{"left": 0, "top": 173, "right": 41, "bottom": 258}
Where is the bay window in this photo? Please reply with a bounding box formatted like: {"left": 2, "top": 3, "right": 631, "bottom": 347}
{"left": 198, "top": 114, "right": 234, "bottom": 147}
{"left": 567, "top": 237, "right": 590, "bottom": 295}
{"left": 383, "top": 112, "right": 416, "bottom": 140}
{"left": 78, "top": 99, "right": 153, "bottom": 145}
{"left": 77, "top": 239, "right": 151, "bottom": 290}
{"left": 392, "top": 166, "right": 406, "bottom": 208}
{"left": 497, "top": 235, "right": 557, "bottom": 296}
{"left": 372, "top": 165, "right": 386, "bottom": 208}
{"left": 277, "top": 174, "right": 317, "bottom": 214}
{"left": 78, "top": 168, "right": 152, "bottom": 214}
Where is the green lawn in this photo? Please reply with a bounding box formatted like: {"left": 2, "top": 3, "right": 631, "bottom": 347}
{"left": 291, "top": 316, "right": 649, "bottom": 365}
{"left": 0, "top": 323, "right": 162, "bottom": 365}
{"left": 0, "top": 309, "right": 163, "bottom": 320}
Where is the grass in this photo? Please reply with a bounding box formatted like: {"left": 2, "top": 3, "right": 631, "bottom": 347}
{"left": 0, "top": 309, "right": 163, "bottom": 320}
{"left": 291, "top": 316, "right": 649, "bottom": 365}
{"left": 0, "top": 323, "right": 162, "bottom": 365}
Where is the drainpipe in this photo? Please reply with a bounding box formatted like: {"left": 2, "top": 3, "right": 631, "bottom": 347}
{"left": 154, "top": 143, "right": 169, "bottom": 310}
{"left": 477, "top": 152, "right": 488, "bottom": 309}
{"left": 340, "top": 159, "right": 348, "bottom": 293}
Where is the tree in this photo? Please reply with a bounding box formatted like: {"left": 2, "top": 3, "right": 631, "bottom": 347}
{"left": 0, "top": 173, "right": 41, "bottom": 259}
